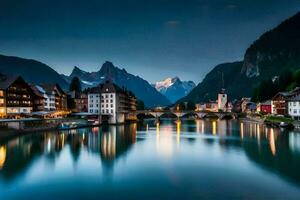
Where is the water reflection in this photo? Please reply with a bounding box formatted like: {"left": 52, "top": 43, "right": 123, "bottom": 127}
{"left": 1, "top": 120, "right": 300, "bottom": 198}
{"left": 0, "top": 123, "right": 137, "bottom": 182}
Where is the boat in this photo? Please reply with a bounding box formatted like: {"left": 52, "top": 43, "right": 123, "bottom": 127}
{"left": 279, "top": 122, "right": 294, "bottom": 129}
{"left": 57, "top": 122, "right": 79, "bottom": 130}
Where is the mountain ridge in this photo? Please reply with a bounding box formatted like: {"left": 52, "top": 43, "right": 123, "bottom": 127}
{"left": 180, "top": 11, "right": 300, "bottom": 103}
{"left": 0, "top": 54, "right": 69, "bottom": 89}
{"left": 153, "top": 77, "right": 195, "bottom": 103}
{"left": 63, "top": 62, "right": 171, "bottom": 107}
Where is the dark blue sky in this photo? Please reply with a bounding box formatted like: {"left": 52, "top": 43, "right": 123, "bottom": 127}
{"left": 0, "top": 0, "right": 300, "bottom": 83}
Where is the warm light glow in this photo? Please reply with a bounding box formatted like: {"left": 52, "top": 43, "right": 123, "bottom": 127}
{"left": 176, "top": 120, "right": 181, "bottom": 145}
{"left": 269, "top": 129, "right": 276, "bottom": 156}
{"left": 0, "top": 107, "right": 5, "bottom": 114}
{"left": 196, "top": 120, "right": 201, "bottom": 133}
{"left": 156, "top": 122, "right": 160, "bottom": 134}
{"left": 257, "top": 124, "right": 261, "bottom": 142}
{"left": 0, "top": 145, "right": 6, "bottom": 169}
{"left": 212, "top": 121, "right": 217, "bottom": 135}
{"left": 240, "top": 122, "right": 244, "bottom": 139}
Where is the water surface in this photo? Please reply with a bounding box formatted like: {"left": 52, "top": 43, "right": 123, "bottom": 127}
{"left": 0, "top": 119, "right": 300, "bottom": 199}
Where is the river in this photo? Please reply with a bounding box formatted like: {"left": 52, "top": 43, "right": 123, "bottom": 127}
{"left": 0, "top": 119, "right": 300, "bottom": 199}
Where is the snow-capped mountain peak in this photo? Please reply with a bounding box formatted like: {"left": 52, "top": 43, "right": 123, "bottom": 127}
{"left": 153, "top": 77, "right": 195, "bottom": 103}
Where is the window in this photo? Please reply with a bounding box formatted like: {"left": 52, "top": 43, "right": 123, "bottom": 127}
{"left": 106, "top": 100, "right": 108, "bottom": 103}
{"left": 110, "top": 94, "right": 113, "bottom": 98}
{"left": 0, "top": 90, "right": 3, "bottom": 97}
{"left": 111, "top": 104, "right": 113, "bottom": 108}
{"left": 106, "top": 109, "right": 109, "bottom": 113}
{"left": 96, "top": 104, "right": 98, "bottom": 107}
{"left": 293, "top": 102, "right": 296, "bottom": 106}
{"left": 106, "top": 104, "right": 108, "bottom": 108}
{"left": 294, "top": 109, "right": 297, "bottom": 114}
{"left": 90, "top": 109, "right": 93, "bottom": 113}
{"left": 110, "top": 99, "right": 113, "bottom": 103}
{"left": 106, "top": 94, "right": 108, "bottom": 98}
{"left": 111, "top": 109, "right": 113, "bottom": 113}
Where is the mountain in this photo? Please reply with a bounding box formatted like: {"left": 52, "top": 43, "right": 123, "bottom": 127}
{"left": 63, "top": 62, "right": 171, "bottom": 108}
{"left": 0, "top": 54, "right": 69, "bottom": 89}
{"left": 181, "top": 11, "right": 300, "bottom": 103}
{"left": 153, "top": 77, "right": 195, "bottom": 103}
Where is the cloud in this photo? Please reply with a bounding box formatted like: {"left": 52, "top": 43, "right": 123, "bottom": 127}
{"left": 165, "top": 20, "right": 181, "bottom": 27}
{"left": 225, "top": 4, "right": 238, "bottom": 9}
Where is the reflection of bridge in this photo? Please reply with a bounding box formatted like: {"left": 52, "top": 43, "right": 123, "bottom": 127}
{"left": 136, "top": 110, "right": 237, "bottom": 120}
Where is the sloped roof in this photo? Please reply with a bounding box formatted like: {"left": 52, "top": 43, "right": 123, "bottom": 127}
{"left": 40, "top": 83, "right": 65, "bottom": 95}
{"left": 288, "top": 95, "right": 300, "bottom": 101}
{"left": 0, "top": 75, "right": 20, "bottom": 89}
{"left": 30, "top": 85, "right": 45, "bottom": 99}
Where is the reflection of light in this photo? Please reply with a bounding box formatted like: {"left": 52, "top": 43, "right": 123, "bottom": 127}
{"left": 92, "top": 127, "right": 99, "bottom": 134}
{"left": 269, "top": 129, "right": 276, "bottom": 156}
{"left": 240, "top": 122, "right": 244, "bottom": 139}
{"left": 0, "top": 145, "right": 6, "bottom": 169}
{"left": 146, "top": 124, "right": 149, "bottom": 132}
{"left": 202, "top": 121, "right": 204, "bottom": 134}
{"left": 176, "top": 120, "right": 181, "bottom": 145}
{"left": 196, "top": 120, "right": 201, "bottom": 133}
{"left": 176, "top": 120, "right": 181, "bottom": 134}
{"left": 101, "top": 131, "right": 116, "bottom": 159}
{"left": 156, "top": 122, "right": 160, "bottom": 134}
{"left": 257, "top": 124, "right": 260, "bottom": 142}
{"left": 47, "top": 138, "right": 51, "bottom": 153}
{"left": 212, "top": 121, "right": 217, "bottom": 135}
{"left": 289, "top": 132, "right": 300, "bottom": 152}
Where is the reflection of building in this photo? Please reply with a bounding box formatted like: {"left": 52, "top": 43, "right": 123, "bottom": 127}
{"left": 0, "top": 75, "right": 33, "bottom": 117}
{"left": 88, "top": 81, "right": 137, "bottom": 124}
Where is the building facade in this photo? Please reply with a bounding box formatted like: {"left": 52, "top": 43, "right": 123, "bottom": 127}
{"left": 30, "top": 85, "right": 46, "bottom": 112}
{"left": 88, "top": 87, "right": 101, "bottom": 114}
{"left": 217, "top": 89, "right": 227, "bottom": 112}
{"left": 88, "top": 81, "right": 137, "bottom": 124}
{"left": 257, "top": 100, "right": 272, "bottom": 114}
{"left": 40, "top": 84, "right": 67, "bottom": 111}
{"left": 0, "top": 75, "right": 33, "bottom": 117}
{"left": 288, "top": 96, "right": 300, "bottom": 120}
{"left": 68, "top": 91, "right": 88, "bottom": 113}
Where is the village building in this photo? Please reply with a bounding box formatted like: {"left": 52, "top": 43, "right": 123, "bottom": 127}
{"left": 272, "top": 88, "right": 300, "bottom": 115}
{"left": 40, "top": 84, "right": 67, "bottom": 111}
{"left": 241, "top": 98, "right": 251, "bottom": 113}
{"left": 0, "top": 75, "right": 33, "bottom": 117}
{"left": 88, "top": 81, "right": 137, "bottom": 124}
{"left": 288, "top": 96, "right": 300, "bottom": 120}
{"left": 68, "top": 91, "right": 88, "bottom": 113}
{"left": 256, "top": 100, "right": 272, "bottom": 114}
{"left": 30, "top": 85, "right": 46, "bottom": 112}
{"left": 217, "top": 88, "right": 227, "bottom": 112}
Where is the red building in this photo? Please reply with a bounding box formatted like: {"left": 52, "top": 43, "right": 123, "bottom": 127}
{"left": 257, "top": 100, "right": 272, "bottom": 114}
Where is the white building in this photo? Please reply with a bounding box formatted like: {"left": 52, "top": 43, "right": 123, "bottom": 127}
{"left": 217, "top": 89, "right": 227, "bottom": 112}
{"left": 288, "top": 96, "right": 300, "bottom": 120}
{"left": 88, "top": 87, "right": 101, "bottom": 114}
{"left": 88, "top": 81, "right": 136, "bottom": 124}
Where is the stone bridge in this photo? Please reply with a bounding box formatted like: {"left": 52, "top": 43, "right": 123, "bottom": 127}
{"left": 136, "top": 110, "right": 236, "bottom": 120}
